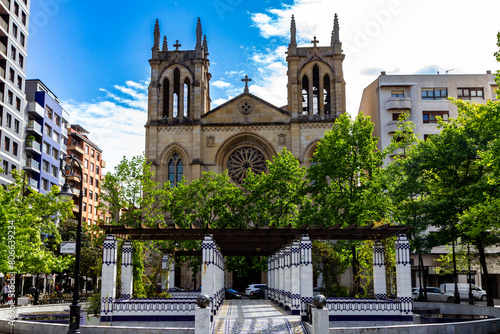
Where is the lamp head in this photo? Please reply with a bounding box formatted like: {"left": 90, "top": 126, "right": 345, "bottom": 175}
{"left": 58, "top": 182, "right": 75, "bottom": 201}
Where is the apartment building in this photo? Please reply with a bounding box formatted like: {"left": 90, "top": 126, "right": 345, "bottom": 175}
{"left": 0, "top": 0, "right": 30, "bottom": 185}
{"left": 67, "top": 125, "right": 106, "bottom": 226}
{"left": 24, "top": 79, "right": 69, "bottom": 192}
{"left": 359, "top": 71, "right": 498, "bottom": 165}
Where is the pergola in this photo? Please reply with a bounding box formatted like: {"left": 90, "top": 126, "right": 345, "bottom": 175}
{"left": 99, "top": 223, "right": 409, "bottom": 256}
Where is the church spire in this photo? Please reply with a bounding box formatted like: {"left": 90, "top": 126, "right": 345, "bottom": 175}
{"left": 152, "top": 19, "right": 160, "bottom": 58}
{"left": 162, "top": 36, "right": 168, "bottom": 51}
{"left": 331, "top": 13, "right": 342, "bottom": 53}
{"left": 203, "top": 34, "right": 209, "bottom": 56}
{"left": 290, "top": 15, "right": 297, "bottom": 47}
{"left": 195, "top": 17, "right": 203, "bottom": 56}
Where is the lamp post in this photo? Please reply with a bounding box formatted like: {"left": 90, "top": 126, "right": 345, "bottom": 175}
{"left": 58, "top": 155, "right": 84, "bottom": 334}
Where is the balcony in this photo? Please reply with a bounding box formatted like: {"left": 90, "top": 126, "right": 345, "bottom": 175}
{"left": 386, "top": 120, "right": 402, "bottom": 133}
{"left": 0, "top": 66, "right": 4, "bottom": 79}
{"left": 26, "top": 119, "right": 42, "bottom": 136}
{"left": 0, "top": 0, "right": 9, "bottom": 14}
{"left": 68, "top": 143, "right": 85, "bottom": 155}
{"left": 27, "top": 101, "right": 44, "bottom": 118}
{"left": 100, "top": 160, "right": 106, "bottom": 168}
{"left": 25, "top": 139, "right": 41, "bottom": 155}
{"left": 0, "top": 17, "right": 7, "bottom": 37}
{"left": 28, "top": 177, "right": 39, "bottom": 190}
{"left": 0, "top": 42, "right": 5, "bottom": 58}
{"left": 24, "top": 158, "right": 40, "bottom": 173}
{"left": 60, "top": 142, "right": 67, "bottom": 154}
{"left": 385, "top": 97, "right": 412, "bottom": 110}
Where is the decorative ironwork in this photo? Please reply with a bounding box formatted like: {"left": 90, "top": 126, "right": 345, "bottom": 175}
{"left": 227, "top": 147, "right": 266, "bottom": 184}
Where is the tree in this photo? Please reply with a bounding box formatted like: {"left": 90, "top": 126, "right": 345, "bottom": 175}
{"left": 305, "top": 113, "right": 388, "bottom": 295}
{"left": 243, "top": 148, "right": 310, "bottom": 228}
{"left": 0, "top": 170, "right": 74, "bottom": 301}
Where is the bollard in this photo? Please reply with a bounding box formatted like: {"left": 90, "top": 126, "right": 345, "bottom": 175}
{"left": 312, "top": 295, "right": 329, "bottom": 334}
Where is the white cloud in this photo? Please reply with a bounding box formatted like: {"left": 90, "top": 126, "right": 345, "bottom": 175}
{"left": 62, "top": 80, "right": 148, "bottom": 171}
{"left": 212, "top": 80, "right": 231, "bottom": 89}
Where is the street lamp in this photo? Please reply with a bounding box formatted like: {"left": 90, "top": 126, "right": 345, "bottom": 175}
{"left": 58, "top": 155, "right": 84, "bottom": 334}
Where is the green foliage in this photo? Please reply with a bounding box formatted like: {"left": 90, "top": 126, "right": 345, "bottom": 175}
{"left": 435, "top": 244, "right": 471, "bottom": 276}
{"left": 225, "top": 256, "right": 268, "bottom": 278}
{"left": 312, "top": 241, "right": 349, "bottom": 297}
{"left": 305, "top": 113, "right": 387, "bottom": 228}
{"left": 243, "top": 148, "right": 310, "bottom": 228}
{"left": 86, "top": 293, "right": 101, "bottom": 316}
{"left": 132, "top": 240, "right": 147, "bottom": 298}
{"left": 0, "top": 170, "right": 74, "bottom": 274}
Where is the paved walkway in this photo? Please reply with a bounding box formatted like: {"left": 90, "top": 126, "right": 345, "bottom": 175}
{"left": 212, "top": 299, "right": 307, "bottom": 334}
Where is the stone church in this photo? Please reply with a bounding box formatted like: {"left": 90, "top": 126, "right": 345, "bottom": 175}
{"left": 145, "top": 15, "right": 346, "bottom": 187}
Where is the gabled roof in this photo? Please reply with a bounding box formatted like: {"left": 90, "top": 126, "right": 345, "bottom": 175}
{"left": 202, "top": 92, "right": 290, "bottom": 118}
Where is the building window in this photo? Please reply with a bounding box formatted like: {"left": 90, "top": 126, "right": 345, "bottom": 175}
{"left": 302, "top": 75, "right": 309, "bottom": 115}
{"left": 12, "top": 142, "right": 18, "bottom": 156}
{"left": 9, "top": 69, "right": 14, "bottom": 82}
{"left": 89, "top": 191, "right": 93, "bottom": 200}
{"left": 3, "top": 161, "right": 8, "bottom": 174}
{"left": 422, "top": 88, "right": 448, "bottom": 100}
{"left": 89, "top": 176, "right": 93, "bottom": 186}
{"left": 18, "top": 54, "right": 23, "bottom": 68}
{"left": 391, "top": 90, "right": 404, "bottom": 98}
{"left": 95, "top": 179, "right": 99, "bottom": 188}
{"left": 15, "top": 97, "right": 21, "bottom": 111}
{"left": 45, "top": 106, "right": 53, "bottom": 120}
{"left": 88, "top": 204, "right": 92, "bottom": 213}
{"left": 6, "top": 113, "right": 11, "bottom": 127}
{"left": 52, "top": 148, "right": 58, "bottom": 160}
{"left": 392, "top": 113, "right": 402, "bottom": 121}
{"left": 457, "top": 88, "right": 484, "bottom": 101}
{"left": 21, "top": 12, "right": 26, "bottom": 25}
{"left": 43, "top": 142, "right": 50, "bottom": 154}
{"left": 85, "top": 145, "right": 89, "bottom": 154}
{"left": 82, "top": 202, "right": 87, "bottom": 212}
{"left": 90, "top": 162, "right": 94, "bottom": 172}
{"left": 168, "top": 153, "right": 183, "bottom": 188}
{"left": 96, "top": 153, "right": 100, "bottom": 161}
{"left": 7, "top": 91, "right": 13, "bottom": 105}
{"left": 14, "top": 119, "right": 19, "bottom": 133}
{"left": 84, "top": 160, "right": 88, "bottom": 168}
{"left": 423, "top": 111, "right": 449, "bottom": 123}
{"left": 95, "top": 166, "right": 99, "bottom": 175}
{"left": 52, "top": 131, "right": 59, "bottom": 143}
{"left": 54, "top": 115, "right": 61, "bottom": 126}
{"left": 10, "top": 46, "right": 16, "bottom": 60}
{"left": 227, "top": 147, "right": 266, "bottom": 184}
{"left": 83, "top": 173, "right": 88, "bottom": 182}
{"left": 16, "top": 76, "right": 22, "bottom": 90}
{"left": 51, "top": 165, "right": 58, "bottom": 177}
{"left": 42, "top": 179, "right": 49, "bottom": 191}
{"left": 90, "top": 148, "right": 94, "bottom": 157}
{"left": 14, "top": 2, "right": 19, "bottom": 15}
{"left": 12, "top": 23, "right": 17, "bottom": 38}
{"left": 44, "top": 124, "right": 52, "bottom": 136}
{"left": 20, "top": 33, "right": 25, "bottom": 47}
{"left": 4, "top": 136, "right": 10, "bottom": 151}
{"left": 42, "top": 160, "right": 50, "bottom": 172}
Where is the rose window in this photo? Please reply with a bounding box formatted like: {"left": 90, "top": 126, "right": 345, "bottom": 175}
{"left": 227, "top": 147, "right": 266, "bottom": 184}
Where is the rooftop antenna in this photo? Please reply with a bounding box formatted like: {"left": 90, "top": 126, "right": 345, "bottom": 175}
{"left": 446, "top": 68, "right": 454, "bottom": 74}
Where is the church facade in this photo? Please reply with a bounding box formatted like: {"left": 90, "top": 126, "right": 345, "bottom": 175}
{"left": 145, "top": 15, "right": 346, "bottom": 187}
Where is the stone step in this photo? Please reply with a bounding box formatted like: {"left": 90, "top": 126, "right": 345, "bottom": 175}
{"left": 212, "top": 319, "right": 307, "bottom": 334}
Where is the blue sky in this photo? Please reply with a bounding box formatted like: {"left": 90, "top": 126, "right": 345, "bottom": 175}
{"left": 27, "top": 0, "right": 500, "bottom": 170}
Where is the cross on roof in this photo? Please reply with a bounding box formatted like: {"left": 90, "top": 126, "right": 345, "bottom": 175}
{"left": 241, "top": 75, "right": 252, "bottom": 93}
{"left": 311, "top": 36, "right": 319, "bottom": 47}
{"left": 173, "top": 40, "right": 181, "bottom": 50}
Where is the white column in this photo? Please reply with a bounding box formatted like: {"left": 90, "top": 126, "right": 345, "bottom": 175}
{"left": 100, "top": 235, "right": 118, "bottom": 325}
{"left": 161, "top": 254, "right": 169, "bottom": 291}
{"left": 278, "top": 249, "right": 285, "bottom": 306}
{"left": 267, "top": 256, "right": 271, "bottom": 299}
{"left": 120, "top": 240, "right": 133, "bottom": 299}
{"left": 168, "top": 260, "right": 175, "bottom": 290}
{"left": 373, "top": 240, "right": 387, "bottom": 299}
{"left": 290, "top": 239, "right": 301, "bottom": 315}
{"left": 284, "top": 244, "right": 292, "bottom": 310}
{"left": 396, "top": 234, "right": 413, "bottom": 317}
{"left": 300, "top": 234, "right": 313, "bottom": 321}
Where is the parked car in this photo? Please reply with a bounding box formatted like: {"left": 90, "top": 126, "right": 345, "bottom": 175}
{"left": 249, "top": 287, "right": 267, "bottom": 299}
{"left": 225, "top": 288, "right": 242, "bottom": 299}
{"left": 412, "top": 287, "right": 455, "bottom": 303}
{"left": 245, "top": 284, "right": 267, "bottom": 296}
{"left": 439, "top": 283, "right": 487, "bottom": 301}
{"left": 168, "top": 286, "right": 185, "bottom": 292}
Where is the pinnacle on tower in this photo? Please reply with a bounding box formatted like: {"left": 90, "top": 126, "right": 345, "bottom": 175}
{"left": 196, "top": 17, "right": 203, "bottom": 50}
{"left": 331, "top": 13, "right": 342, "bottom": 52}
{"left": 162, "top": 36, "right": 168, "bottom": 51}
{"left": 289, "top": 14, "right": 297, "bottom": 47}
{"left": 203, "top": 34, "right": 209, "bottom": 55}
{"left": 152, "top": 19, "right": 161, "bottom": 58}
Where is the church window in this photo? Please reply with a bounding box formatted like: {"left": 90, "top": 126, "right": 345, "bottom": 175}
{"left": 168, "top": 153, "right": 183, "bottom": 187}
{"left": 302, "top": 75, "right": 309, "bottom": 115}
{"left": 227, "top": 147, "right": 266, "bottom": 184}
{"left": 323, "top": 74, "right": 331, "bottom": 114}
{"left": 162, "top": 78, "right": 169, "bottom": 118}
{"left": 312, "top": 65, "right": 320, "bottom": 115}
{"left": 184, "top": 78, "right": 190, "bottom": 117}
{"left": 173, "top": 68, "right": 180, "bottom": 118}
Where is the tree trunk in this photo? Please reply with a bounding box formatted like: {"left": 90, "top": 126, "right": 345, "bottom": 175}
{"left": 452, "top": 240, "right": 460, "bottom": 304}
{"left": 418, "top": 253, "right": 428, "bottom": 301}
{"left": 351, "top": 244, "right": 359, "bottom": 296}
{"left": 476, "top": 238, "right": 494, "bottom": 307}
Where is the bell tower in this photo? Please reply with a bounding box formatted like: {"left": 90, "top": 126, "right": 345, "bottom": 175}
{"left": 147, "top": 18, "right": 211, "bottom": 125}
{"left": 286, "top": 14, "right": 346, "bottom": 119}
